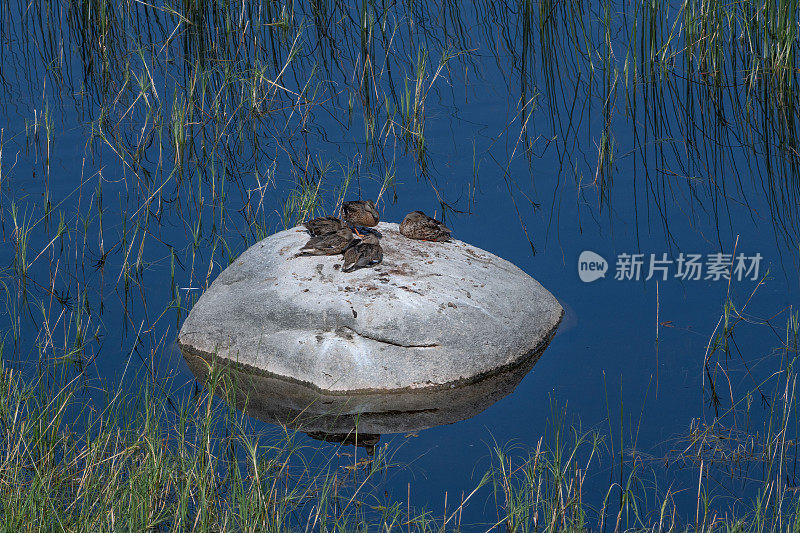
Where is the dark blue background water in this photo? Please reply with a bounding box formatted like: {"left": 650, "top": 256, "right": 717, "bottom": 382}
{"left": 1, "top": 0, "right": 798, "bottom": 526}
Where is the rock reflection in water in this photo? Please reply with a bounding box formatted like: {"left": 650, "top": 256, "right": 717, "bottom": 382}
{"left": 182, "top": 335, "right": 553, "bottom": 448}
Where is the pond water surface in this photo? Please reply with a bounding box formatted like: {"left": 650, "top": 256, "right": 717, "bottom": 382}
{"left": 1, "top": 1, "right": 798, "bottom": 528}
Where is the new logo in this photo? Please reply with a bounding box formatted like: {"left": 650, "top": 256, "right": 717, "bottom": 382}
{"left": 578, "top": 251, "right": 608, "bottom": 283}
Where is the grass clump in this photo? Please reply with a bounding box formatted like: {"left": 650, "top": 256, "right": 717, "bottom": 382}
{"left": 0, "top": 358, "right": 414, "bottom": 531}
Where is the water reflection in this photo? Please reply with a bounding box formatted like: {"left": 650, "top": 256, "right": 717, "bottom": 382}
{"left": 181, "top": 328, "right": 557, "bottom": 448}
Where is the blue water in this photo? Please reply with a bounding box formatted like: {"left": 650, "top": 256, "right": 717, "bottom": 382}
{"left": 1, "top": 0, "right": 798, "bottom": 526}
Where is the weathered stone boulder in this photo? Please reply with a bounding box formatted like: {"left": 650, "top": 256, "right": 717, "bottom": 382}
{"left": 178, "top": 222, "right": 562, "bottom": 396}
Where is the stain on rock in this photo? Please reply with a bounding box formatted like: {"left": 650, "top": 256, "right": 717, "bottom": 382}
{"left": 335, "top": 327, "right": 354, "bottom": 340}
{"left": 399, "top": 285, "right": 424, "bottom": 296}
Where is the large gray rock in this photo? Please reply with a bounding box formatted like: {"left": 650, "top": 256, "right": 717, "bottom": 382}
{"left": 178, "top": 222, "right": 562, "bottom": 395}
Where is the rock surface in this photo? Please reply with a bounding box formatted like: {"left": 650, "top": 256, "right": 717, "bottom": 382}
{"left": 178, "top": 222, "right": 563, "bottom": 394}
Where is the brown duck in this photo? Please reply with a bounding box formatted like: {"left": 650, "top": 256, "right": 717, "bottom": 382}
{"left": 342, "top": 234, "right": 383, "bottom": 272}
{"left": 303, "top": 216, "right": 344, "bottom": 236}
{"left": 297, "top": 227, "right": 356, "bottom": 256}
{"left": 399, "top": 211, "right": 451, "bottom": 241}
{"left": 341, "top": 200, "right": 379, "bottom": 236}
